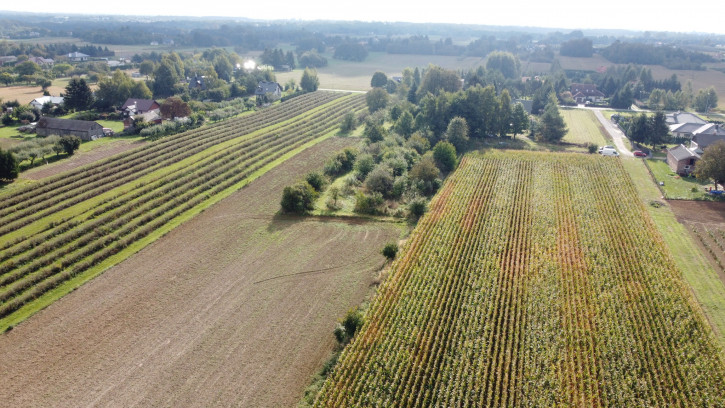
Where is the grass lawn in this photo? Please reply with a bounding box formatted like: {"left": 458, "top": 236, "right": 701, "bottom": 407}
{"left": 645, "top": 158, "right": 716, "bottom": 200}
{"left": 561, "top": 108, "right": 610, "bottom": 147}
{"left": 621, "top": 156, "right": 725, "bottom": 348}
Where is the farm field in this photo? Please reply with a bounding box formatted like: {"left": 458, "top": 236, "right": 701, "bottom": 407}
{"left": 0, "top": 90, "right": 366, "bottom": 330}
{"left": 561, "top": 108, "right": 610, "bottom": 147}
{"left": 0, "top": 136, "right": 405, "bottom": 407}
{"left": 669, "top": 200, "right": 725, "bottom": 284}
{"left": 314, "top": 151, "right": 725, "bottom": 406}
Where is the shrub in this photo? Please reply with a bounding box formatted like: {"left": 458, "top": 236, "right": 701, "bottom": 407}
{"left": 365, "top": 165, "right": 394, "bottom": 197}
{"left": 305, "top": 171, "right": 326, "bottom": 192}
{"left": 408, "top": 197, "right": 428, "bottom": 220}
{"left": 587, "top": 143, "right": 598, "bottom": 154}
{"left": 382, "top": 243, "right": 398, "bottom": 260}
{"left": 342, "top": 308, "right": 364, "bottom": 339}
{"left": 280, "top": 181, "right": 318, "bottom": 214}
{"left": 354, "top": 191, "right": 384, "bottom": 215}
{"left": 354, "top": 154, "right": 375, "bottom": 180}
{"left": 433, "top": 141, "right": 457, "bottom": 172}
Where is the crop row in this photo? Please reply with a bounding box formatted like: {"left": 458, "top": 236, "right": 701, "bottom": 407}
{"left": 0, "top": 91, "right": 344, "bottom": 230}
{"left": 0, "top": 93, "right": 366, "bottom": 320}
{"left": 313, "top": 151, "right": 725, "bottom": 407}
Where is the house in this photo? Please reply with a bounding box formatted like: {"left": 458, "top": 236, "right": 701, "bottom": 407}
{"left": 691, "top": 124, "right": 725, "bottom": 154}
{"left": 570, "top": 83, "right": 605, "bottom": 104}
{"left": 36, "top": 117, "right": 104, "bottom": 141}
{"left": 188, "top": 75, "right": 207, "bottom": 91}
{"left": 665, "top": 111, "right": 706, "bottom": 126}
{"left": 669, "top": 122, "right": 705, "bottom": 140}
{"left": 28, "top": 56, "right": 54, "bottom": 67}
{"left": 667, "top": 144, "right": 700, "bottom": 175}
{"left": 0, "top": 56, "right": 18, "bottom": 65}
{"left": 255, "top": 81, "right": 283, "bottom": 103}
{"left": 29, "top": 96, "right": 64, "bottom": 111}
{"left": 121, "top": 98, "right": 162, "bottom": 130}
{"left": 67, "top": 52, "right": 89, "bottom": 62}
{"left": 122, "top": 98, "right": 161, "bottom": 115}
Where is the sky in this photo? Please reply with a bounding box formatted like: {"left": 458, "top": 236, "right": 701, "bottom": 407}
{"left": 2, "top": 0, "right": 725, "bottom": 35}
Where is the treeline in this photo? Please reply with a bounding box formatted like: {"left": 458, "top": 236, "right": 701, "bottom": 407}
{"left": 600, "top": 41, "right": 716, "bottom": 70}
{"left": 0, "top": 42, "right": 113, "bottom": 59}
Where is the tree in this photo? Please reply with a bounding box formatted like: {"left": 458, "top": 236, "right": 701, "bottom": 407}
{"left": 510, "top": 103, "right": 529, "bottom": 139}
{"left": 95, "top": 70, "right": 151, "bottom": 110}
{"left": 433, "top": 141, "right": 457, "bottom": 172}
{"left": 363, "top": 121, "right": 386, "bottom": 143}
{"left": 63, "top": 78, "right": 93, "bottom": 111}
{"left": 485, "top": 51, "right": 520, "bottom": 79}
{"left": 0, "top": 72, "right": 13, "bottom": 86}
{"left": 382, "top": 243, "right": 398, "bottom": 260}
{"left": 445, "top": 116, "right": 469, "bottom": 151}
{"left": 696, "top": 141, "right": 725, "bottom": 189}
{"left": 648, "top": 111, "right": 670, "bottom": 148}
{"left": 365, "top": 165, "right": 395, "bottom": 197}
{"left": 366, "top": 87, "right": 389, "bottom": 113}
{"left": 280, "top": 181, "right": 318, "bottom": 214}
{"left": 15, "top": 61, "right": 40, "bottom": 77}
{"left": 394, "top": 110, "right": 415, "bottom": 138}
{"left": 152, "top": 60, "right": 178, "bottom": 98}
{"left": 160, "top": 96, "right": 191, "bottom": 119}
{"left": 418, "top": 65, "right": 461, "bottom": 96}
{"left": 538, "top": 93, "right": 568, "bottom": 142}
{"left": 0, "top": 148, "right": 19, "bottom": 181}
{"left": 497, "top": 89, "right": 512, "bottom": 137}
{"left": 339, "top": 112, "right": 357, "bottom": 134}
{"left": 371, "top": 71, "right": 388, "bottom": 88}
{"left": 409, "top": 156, "right": 440, "bottom": 195}
{"left": 139, "top": 60, "right": 155, "bottom": 79}
{"left": 628, "top": 113, "right": 649, "bottom": 146}
{"left": 694, "top": 87, "right": 718, "bottom": 113}
{"left": 58, "top": 135, "right": 81, "bottom": 156}
{"left": 300, "top": 68, "right": 319, "bottom": 92}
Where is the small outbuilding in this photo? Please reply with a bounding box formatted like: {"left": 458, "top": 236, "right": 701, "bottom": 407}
{"left": 255, "top": 81, "right": 283, "bottom": 103}
{"left": 36, "top": 117, "right": 104, "bottom": 141}
{"left": 667, "top": 144, "right": 700, "bottom": 176}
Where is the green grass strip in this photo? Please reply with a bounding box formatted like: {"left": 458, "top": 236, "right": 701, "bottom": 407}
{"left": 621, "top": 156, "right": 725, "bottom": 350}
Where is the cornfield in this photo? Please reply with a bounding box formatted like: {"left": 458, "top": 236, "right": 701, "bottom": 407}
{"left": 314, "top": 151, "right": 725, "bottom": 407}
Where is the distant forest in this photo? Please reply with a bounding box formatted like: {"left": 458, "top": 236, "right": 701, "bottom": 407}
{"left": 0, "top": 13, "right": 723, "bottom": 70}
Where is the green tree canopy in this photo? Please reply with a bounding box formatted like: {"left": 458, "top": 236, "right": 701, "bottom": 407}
{"left": 445, "top": 116, "right": 469, "bottom": 151}
{"left": 95, "top": 70, "right": 152, "bottom": 110}
{"left": 418, "top": 65, "right": 461, "bottom": 96}
{"left": 366, "top": 87, "right": 389, "bottom": 113}
{"left": 371, "top": 71, "right": 388, "bottom": 88}
{"left": 537, "top": 93, "right": 568, "bottom": 142}
{"left": 694, "top": 87, "right": 718, "bottom": 113}
{"left": 300, "top": 68, "right": 320, "bottom": 92}
{"left": 511, "top": 102, "right": 529, "bottom": 139}
{"left": 152, "top": 61, "right": 178, "bottom": 98}
{"left": 433, "top": 141, "right": 457, "bottom": 172}
{"left": 63, "top": 77, "right": 93, "bottom": 111}
{"left": 0, "top": 148, "right": 19, "bottom": 181}
{"left": 280, "top": 182, "right": 318, "bottom": 214}
{"left": 695, "top": 140, "right": 725, "bottom": 189}
{"left": 485, "top": 51, "right": 520, "bottom": 79}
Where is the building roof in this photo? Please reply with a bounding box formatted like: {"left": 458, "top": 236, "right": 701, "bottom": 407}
{"left": 122, "top": 98, "right": 159, "bottom": 113}
{"left": 666, "top": 111, "right": 707, "bottom": 125}
{"left": 255, "top": 81, "right": 282, "bottom": 95}
{"left": 692, "top": 132, "right": 725, "bottom": 152}
{"left": 693, "top": 123, "right": 725, "bottom": 137}
{"left": 670, "top": 122, "right": 705, "bottom": 134}
{"left": 668, "top": 144, "right": 700, "bottom": 161}
{"left": 31, "top": 96, "right": 64, "bottom": 106}
{"left": 570, "top": 83, "right": 605, "bottom": 97}
{"left": 28, "top": 56, "right": 54, "bottom": 64}
{"left": 37, "top": 117, "right": 101, "bottom": 132}
{"left": 67, "top": 52, "right": 89, "bottom": 59}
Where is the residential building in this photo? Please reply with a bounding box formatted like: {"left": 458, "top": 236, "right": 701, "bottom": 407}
{"left": 36, "top": 117, "right": 104, "bottom": 141}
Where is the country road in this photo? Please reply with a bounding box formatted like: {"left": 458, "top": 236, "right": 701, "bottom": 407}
{"left": 583, "top": 107, "right": 634, "bottom": 157}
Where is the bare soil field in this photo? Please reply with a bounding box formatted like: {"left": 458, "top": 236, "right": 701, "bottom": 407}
{"left": 21, "top": 138, "right": 148, "bottom": 180}
{"left": 0, "top": 136, "right": 403, "bottom": 407}
{"left": 669, "top": 200, "right": 725, "bottom": 284}
{"left": 0, "top": 84, "right": 67, "bottom": 105}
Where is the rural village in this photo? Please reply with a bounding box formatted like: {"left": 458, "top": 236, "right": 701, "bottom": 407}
{"left": 1, "top": 10, "right": 725, "bottom": 407}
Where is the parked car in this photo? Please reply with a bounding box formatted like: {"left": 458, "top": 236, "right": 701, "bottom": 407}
{"left": 598, "top": 145, "right": 614, "bottom": 154}
{"left": 600, "top": 147, "right": 619, "bottom": 157}
{"left": 633, "top": 150, "right": 647, "bottom": 158}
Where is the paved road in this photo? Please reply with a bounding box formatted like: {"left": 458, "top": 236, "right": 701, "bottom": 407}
{"left": 590, "top": 109, "right": 634, "bottom": 157}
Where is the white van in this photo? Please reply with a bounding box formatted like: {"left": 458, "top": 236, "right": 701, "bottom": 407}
{"left": 600, "top": 147, "right": 619, "bottom": 157}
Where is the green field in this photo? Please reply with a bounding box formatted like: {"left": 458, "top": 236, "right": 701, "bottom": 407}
{"left": 561, "top": 108, "right": 610, "bottom": 147}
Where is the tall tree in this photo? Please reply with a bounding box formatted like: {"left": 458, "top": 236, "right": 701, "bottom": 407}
{"left": 394, "top": 110, "right": 415, "bottom": 138}
{"left": 510, "top": 102, "right": 529, "bottom": 139}
{"left": 418, "top": 65, "right": 460, "bottom": 96}
{"left": 300, "top": 68, "right": 319, "bottom": 92}
{"left": 497, "top": 89, "right": 512, "bottom": 137}
{"left": 152, "top": 61, "right": 178, "bottom": 98}
{"left": 696, "top": 140, "right": 725, "bottom": 189}
{"left": 160, "top": 96, "right": 191, "bottom": 119}
{"left": 0, "top": 148, "right": 19, "bottom": 181}
{"left": 63, "top": 77, "right": 93, "bottom": 111}
{"left": 485, "top": 51, "right": 520, "bottom": 79}
{"left": 648, "top": 111, "right": 669, "bottom": 148}
{"left": 538, "top": 93, "right": 567, "bottom": 142}
{"left": 445, "top": 116, "right": 469, "bottom": 151}
{"left": 694, "top": 87, "right": 718, "bottom": 113}
{"left": 628, "top": 113, "right": 649, "bottom": 146}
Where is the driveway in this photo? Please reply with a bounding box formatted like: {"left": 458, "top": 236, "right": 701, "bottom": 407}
{"left": 592, "top": 109, "right": 634, "bottom": 157}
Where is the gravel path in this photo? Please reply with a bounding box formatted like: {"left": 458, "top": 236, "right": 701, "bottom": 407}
{"left": 592, "top": 109, "right": 634, "bottom": 157}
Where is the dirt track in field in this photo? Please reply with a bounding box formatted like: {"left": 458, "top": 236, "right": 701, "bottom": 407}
{"left": 668, "top": 200, "right": 725, "bottom": 225}
{"left": 21, "top": 139, "right": 148, "bottom": 180}
{"left": 0, "top": 137, "right": 403, "bottom": 407}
